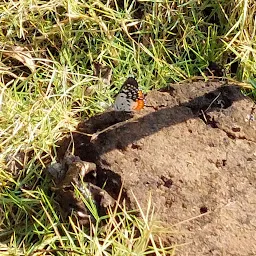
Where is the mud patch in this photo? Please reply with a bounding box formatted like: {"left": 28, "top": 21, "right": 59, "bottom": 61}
{"left": 56, "top": 81, "right": 256, "bottom": 255}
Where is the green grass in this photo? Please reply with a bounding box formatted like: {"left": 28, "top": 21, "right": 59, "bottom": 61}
{"left": 1, "top": 0, "right": 256, "bottom": 255}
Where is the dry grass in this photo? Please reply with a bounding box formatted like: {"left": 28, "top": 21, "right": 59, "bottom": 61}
{"left": 0, "top": 0, "right": 255, "bottom": 255}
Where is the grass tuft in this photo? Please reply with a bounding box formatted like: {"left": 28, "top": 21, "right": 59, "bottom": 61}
{"left": 1, "top": 0, "right": 256, "bottom": 254}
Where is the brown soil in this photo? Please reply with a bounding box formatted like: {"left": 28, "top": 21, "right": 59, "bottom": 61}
{"left": 57, "top": 81, "right": 256, "bottom": 255}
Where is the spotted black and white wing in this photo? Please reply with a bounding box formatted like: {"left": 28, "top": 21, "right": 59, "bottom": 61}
{"left": 114, "top": 77, "right": 140, "bottom": 111}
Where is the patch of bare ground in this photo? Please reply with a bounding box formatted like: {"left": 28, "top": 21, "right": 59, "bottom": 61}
{"left": 57, "top": 81, "right": 256, "bottom": 255}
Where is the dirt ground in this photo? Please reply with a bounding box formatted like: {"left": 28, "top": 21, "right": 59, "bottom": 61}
{"left": 58, "top": 81, "right": 256, "bottom": 255}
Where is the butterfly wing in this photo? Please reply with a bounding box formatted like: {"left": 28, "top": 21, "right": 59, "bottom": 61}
{"left": 114, "top": 77, "right": 144, "bottom": 112}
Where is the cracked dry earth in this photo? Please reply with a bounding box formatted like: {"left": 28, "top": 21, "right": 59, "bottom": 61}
{"left": 59, "top": 81, "right": 256, "bottom": 256}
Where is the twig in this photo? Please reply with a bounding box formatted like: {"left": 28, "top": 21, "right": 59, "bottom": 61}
{"left": 90, "top": 117, "right": 138, "bottom": 141}
{"left": 204, "top": 92, "right": 221, "bottom": 112}
{"left": 73, "top": 117, "right": 139, "bottom": 141}
{"left": 200, "top": 92, "right": 221, "bottom": 123}
{"left": 200, "top": 109, "right": 208, "bottom": 123}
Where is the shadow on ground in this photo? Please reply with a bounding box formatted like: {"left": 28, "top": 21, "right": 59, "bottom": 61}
{"left": 56, "top": 81, "right": 256, "bottom": 255}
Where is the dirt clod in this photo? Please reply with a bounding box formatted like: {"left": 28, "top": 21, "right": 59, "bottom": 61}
{"left": 57, "top": 81, "right": 256, "bottom": 255}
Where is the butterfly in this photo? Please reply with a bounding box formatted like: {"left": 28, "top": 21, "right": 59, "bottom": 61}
{"left": 114, "top": 77, "right": 145, "bottom": 112}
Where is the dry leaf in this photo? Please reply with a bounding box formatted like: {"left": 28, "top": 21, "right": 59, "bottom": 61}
{"left": 93, "top": 62, "right": 112, "bottom": 86}
{"left": 2, "top": 45, "right": 36, "bottom": 73}
{"left": 86, "top": 62, "right": 113, "bottom": 95}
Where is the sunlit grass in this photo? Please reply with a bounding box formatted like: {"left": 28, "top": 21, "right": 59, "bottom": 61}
{"left": 0, "top": 0, "right": 256, "bottom": 254}
{"left": 0, "top": 174, "right": 175, "bottom": 255}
